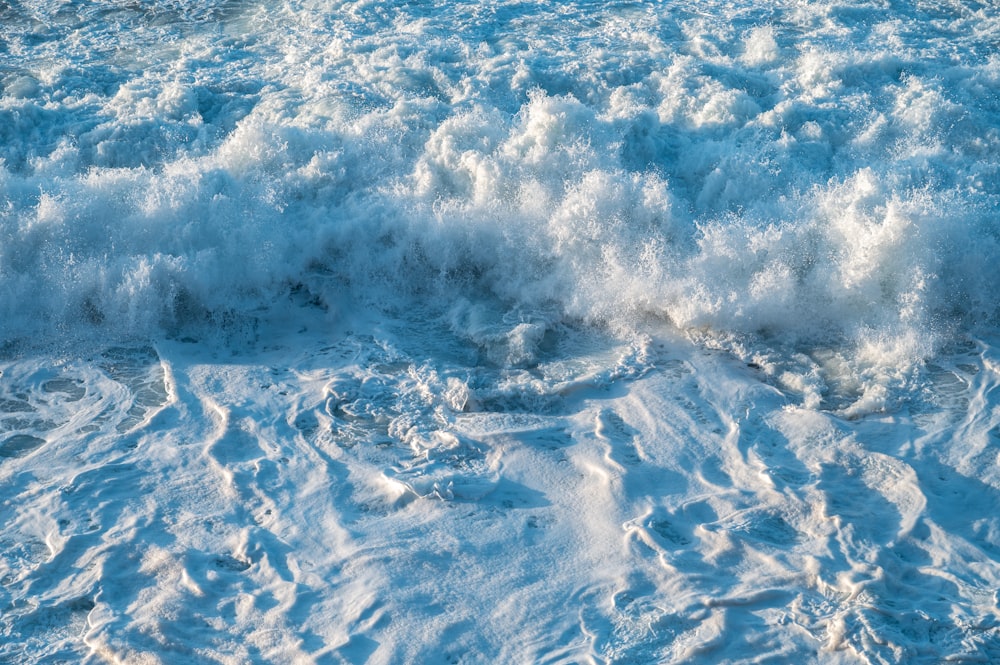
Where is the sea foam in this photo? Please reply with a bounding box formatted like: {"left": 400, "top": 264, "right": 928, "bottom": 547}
{"left": 3, "top": 2, "right": 1000, "bottom": 662}
{"left": 4, "top": 2, "right": 997, "bottom": 376}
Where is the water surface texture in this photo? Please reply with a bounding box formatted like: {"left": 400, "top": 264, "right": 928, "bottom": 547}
{"left": 2, "top": 1, "right": 1000, "bottom": 662}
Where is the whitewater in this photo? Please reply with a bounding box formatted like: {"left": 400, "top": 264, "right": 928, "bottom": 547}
{"left": 2, "top": 0, "right": 1000, "bottom": 662}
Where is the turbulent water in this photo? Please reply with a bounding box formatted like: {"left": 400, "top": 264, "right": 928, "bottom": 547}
{"left": 2, "top": 1, "right": 1000, "bottom": 662}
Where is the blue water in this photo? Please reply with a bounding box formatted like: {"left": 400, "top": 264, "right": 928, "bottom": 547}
{"left": 2, "top": 2, "right": 1000, "bottom": 662}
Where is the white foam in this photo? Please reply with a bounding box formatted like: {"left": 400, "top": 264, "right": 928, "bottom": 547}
{"left": 3, "top": 1, "right": 1000, "bottom": 661}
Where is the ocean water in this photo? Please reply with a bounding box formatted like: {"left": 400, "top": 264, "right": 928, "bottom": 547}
{"left": 2, "top": 0, "right": 1000, "bottom": 662}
